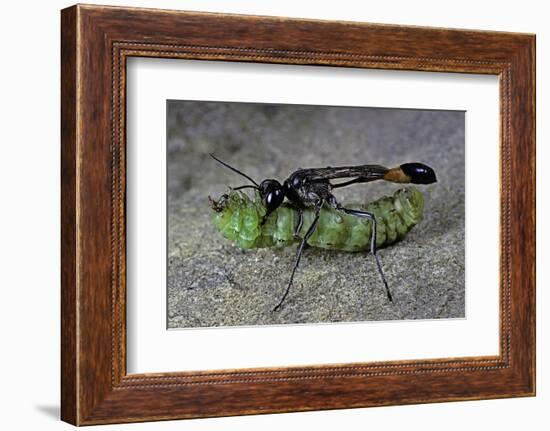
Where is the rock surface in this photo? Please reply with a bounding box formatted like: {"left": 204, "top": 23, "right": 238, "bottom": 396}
{"left": 166, "top": 101, "right": 465, "bottom": 328}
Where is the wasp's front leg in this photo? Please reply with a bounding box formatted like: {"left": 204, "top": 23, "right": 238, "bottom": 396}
{"left": 273, "top": 200, "right": 324, "bottom": 312}
{"left": 293, "top": 208, "right": 304, "bottom": 239}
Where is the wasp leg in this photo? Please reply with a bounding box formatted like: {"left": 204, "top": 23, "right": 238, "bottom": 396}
{"left": 293, "top": 208, "right": 304, "bottom": 238}
{"left": 290, "top": 206, "right": 310, "bottom": 249}
{"left": 334, "top": 203, "right": 393, "bottom": 302}
{"left": 273, "top": 202, "right": 323, "bottom": 312}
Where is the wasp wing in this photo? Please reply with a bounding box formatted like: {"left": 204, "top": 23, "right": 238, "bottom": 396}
{"left": 300, "top": 165, "right": 389, "bottom": 186}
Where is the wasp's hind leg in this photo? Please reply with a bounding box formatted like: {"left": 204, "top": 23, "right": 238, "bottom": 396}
{"left": 331, "top": 199, "right": 393, "bottom": 302}
{"left": 273, "top": 201, "right": 323, "bottom": 312}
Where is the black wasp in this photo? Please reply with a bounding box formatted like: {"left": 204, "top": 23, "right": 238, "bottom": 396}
{"left": 211, "top": 154, "right": 437, "bottom": 311}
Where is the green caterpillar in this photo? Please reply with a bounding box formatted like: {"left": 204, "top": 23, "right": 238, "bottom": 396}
{"left": 210, "top": 187, "right": 424, "bottom": 252}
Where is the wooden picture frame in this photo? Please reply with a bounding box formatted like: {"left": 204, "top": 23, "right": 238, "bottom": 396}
{"left": 61, "top": 4, "right": 535, "bottom": 425}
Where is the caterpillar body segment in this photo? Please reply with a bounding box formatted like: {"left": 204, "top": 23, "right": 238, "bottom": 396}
{"left": 211, "top": 187, "right": 424, "bottom": 252}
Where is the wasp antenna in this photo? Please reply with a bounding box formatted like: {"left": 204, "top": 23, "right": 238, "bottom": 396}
{"left": 232, "top": 185, "right": 260, "bottom": 191}
{"left": 210, "top": 153, "right": 260, "bottom": 187}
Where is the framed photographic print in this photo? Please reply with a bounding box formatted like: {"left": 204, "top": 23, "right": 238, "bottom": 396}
{"left": 61, "top": 4, "right": 535, "bottom": 425}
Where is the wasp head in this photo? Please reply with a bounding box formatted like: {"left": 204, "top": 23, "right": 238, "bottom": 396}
{"left": 258, "top": 179, "right": 285, "bottom": 216}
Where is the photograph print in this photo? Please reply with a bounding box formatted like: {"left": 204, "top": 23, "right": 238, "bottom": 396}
{"left": 166, "top": 100, "right": 465, "bottom": 328}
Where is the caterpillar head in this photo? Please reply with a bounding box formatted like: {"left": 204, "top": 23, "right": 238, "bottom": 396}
{"left": 208, "top": 193, "right": 229, "bottom": 213}
{"left": 209, "top": 191, "right": 266, "bottom": 249}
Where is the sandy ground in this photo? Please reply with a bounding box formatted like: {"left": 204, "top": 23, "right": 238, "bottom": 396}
{"left": 166, "top": 101, "right": 465, "bottom": 328}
